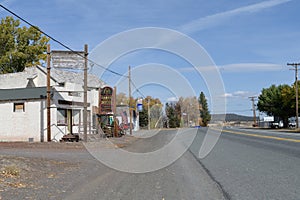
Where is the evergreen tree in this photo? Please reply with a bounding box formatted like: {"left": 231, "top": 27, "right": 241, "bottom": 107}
{"left": 165, "top": 102, "right": 181, "bottom": 128}
{"left": 139, "top": 109, "right": 148, "bottom": 128}
{"left": 198, "top": 92, "right": 211, "bottom": 126}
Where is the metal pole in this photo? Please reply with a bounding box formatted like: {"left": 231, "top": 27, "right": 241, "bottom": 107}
{"left": 83, "top": 44, "right": 88, "bottom": 142}
{"left": 288, "top": 63, "right": 300, "bottom": 129}
{"left": 128, "top": 66, "right": 132, "bottom": 135}
{"left": 46, "top": 44, "right": 51, "bottom": 142}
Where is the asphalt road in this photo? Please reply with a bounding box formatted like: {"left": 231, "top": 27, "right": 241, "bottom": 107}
{"left": 0, "top": 131, "right": 226, "bottom": 200}
{"left": 2, "top": 127, "right": 299, "bottom": 200}
{"left": 190, "top": 127, "right": 300, "bottom": 200}
{"left": 64, "top": 130, "right": 226, "bottom": 200}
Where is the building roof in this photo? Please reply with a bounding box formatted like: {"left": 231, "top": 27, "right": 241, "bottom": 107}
{"left": 0, "top": 87, "right": 47, "bottom": 101}
{"left": 0, "top": 65, "right": 105, "bottom": 89}
{"left": 36, "top": 66, "right": 104, "bottom": 88}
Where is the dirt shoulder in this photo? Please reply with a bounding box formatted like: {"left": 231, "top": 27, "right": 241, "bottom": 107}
{"left": 0, "top": 135, "right": 138, "bottom": 200}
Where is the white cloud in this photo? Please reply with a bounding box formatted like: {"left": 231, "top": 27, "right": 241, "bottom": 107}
{"left": 223, "top": 93, "right": 233, "bottom": 97}
{"left": 219, "top": 63, "right": 285, "bottom": 73}
{"left": 179, "top": 0, "right": 293, "bottom": 33}
{"left": 180, "top": 63, "right": 285, "bottom": 73}
{"left": 223, "top": 90, "right": 259, "bottom": 99}
{"left": 179, "top": 65, "right": 219, "bottom": 73}
{"left": 167, "top": 97, "right": 178, "bottom": 102}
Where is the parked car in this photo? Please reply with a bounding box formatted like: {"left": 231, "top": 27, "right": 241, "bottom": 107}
{"left": 270, "top": 120, "right": 283, "bottom": 129}
{"left": 288, "top": 121, "right": 296, "bottom": 128}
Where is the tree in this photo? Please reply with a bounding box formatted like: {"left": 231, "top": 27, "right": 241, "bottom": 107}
{"left": 139, "top": 108, "right": 148, "bottom": 128}
{"left": 138, "top": 96, "right": 162, "bottom": 129}
{"left": 165, "top": 102, "right": 181, "bottom": 128}
{"left": 198, "top": 92, "right": 211, "bottom": 126}
{"left": 0, "top": 16, "right": 49, "bottom": 74}
{"left": 178, "top": 96, "right": 200, "bottom": 127}
{"left": 116, "top": 92, "right": 128, "bottom": 105}
{"left": 257, "top": 84, "right": 294, "bottom": 127}
{"left": 174, "top": 102, "right": 182, "bottom": 127}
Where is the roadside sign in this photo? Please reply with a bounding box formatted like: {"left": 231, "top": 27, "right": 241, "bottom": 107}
{"left": 263, "top": 116, "right": 274, "bottom": 122}
{"left": 99, "top": 86, "right": 113, "bottom": 114}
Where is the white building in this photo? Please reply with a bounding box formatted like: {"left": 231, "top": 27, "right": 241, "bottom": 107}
{"left": 0, "top": 66, "right": 104, "bottom": 142}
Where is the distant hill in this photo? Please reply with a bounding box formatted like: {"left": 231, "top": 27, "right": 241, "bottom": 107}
{"left": 211, "top": 113, "right": 255, "bottom": 122}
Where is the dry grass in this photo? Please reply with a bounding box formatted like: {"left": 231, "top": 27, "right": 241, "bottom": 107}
{"left": 1, "top": 165, "right": 20, "bottom": 177}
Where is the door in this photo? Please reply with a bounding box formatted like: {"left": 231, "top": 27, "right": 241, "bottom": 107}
{"left": 67, "top": 109, "right": 72, "bottom": 134}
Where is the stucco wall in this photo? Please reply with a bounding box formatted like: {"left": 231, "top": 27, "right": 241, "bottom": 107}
{"left": 0, "top": 100, "right": 45, "bottom": 142}
{"left": 0, "top": 66, "right": 102, "bottom": 141}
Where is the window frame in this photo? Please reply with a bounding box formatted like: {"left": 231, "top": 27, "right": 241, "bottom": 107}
{"left": 13, "top": 102, "right": 25, "bottom": 112}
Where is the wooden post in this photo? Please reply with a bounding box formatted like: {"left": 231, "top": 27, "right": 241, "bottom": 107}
{"left": 129, "top": 66, "right": 132, "bottom": 135}
{"left": 148, "top": 98, "right": 150, "bottom": 130}
{"left": 113, "top": 86, "right": 117, "bottom": 137}
{"left": 288, "top": 63, "right": 300, "bottom": 128}
{"left": 47, "top": 44, "right": 51, "bottom": 142}
{"left": 83, "top": 44, "right": 88, "bottom": 142}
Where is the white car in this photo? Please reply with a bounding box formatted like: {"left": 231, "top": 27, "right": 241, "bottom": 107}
{"left": 271, "top": 121, "right": 283, "bottom": 129}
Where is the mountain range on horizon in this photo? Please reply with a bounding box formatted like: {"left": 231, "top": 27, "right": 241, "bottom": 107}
{"left": 211, "top": 113, "right": 256, "bottom": 122}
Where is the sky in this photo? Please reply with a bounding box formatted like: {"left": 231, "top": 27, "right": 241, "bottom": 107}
{"left": 0, "top": 0, "right": 299, "bottom": 116}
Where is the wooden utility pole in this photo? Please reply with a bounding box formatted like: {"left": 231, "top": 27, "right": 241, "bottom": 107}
{"left": 249, "top": 96, "right": 257, "bottom": 126}
{"left": 83, "top": 44, "right": 88, "bottom": 142}
{"left": 288, "top": 63, "right": 300, "bottom": 128}
{"left": 113, "top": 86, "right": 118, "bottom": 137}
{"left": 148, "top": 98, "right": 150, "bottom": 130}
{"left": 46, "top": 44, "right": 51, "bottom": 142}
{"left": 128, "top": 66, "right": 132, "bottom": 135}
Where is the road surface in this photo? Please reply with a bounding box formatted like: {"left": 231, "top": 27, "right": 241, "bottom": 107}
{"left": 0, "top": 131, "right": 225, "bottom": 200}
{"left": 1, "top": 127, "right": 299, "bottom": 200}
{"left": 190, "top": 127, "right": 300, "bottom": 200}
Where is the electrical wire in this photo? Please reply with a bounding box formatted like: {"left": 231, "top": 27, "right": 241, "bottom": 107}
{"left": 0, "top": 4, "right": 128, "bottom": 78}
{"left": 130, "top": 79, "right": 146, "bottom": 99}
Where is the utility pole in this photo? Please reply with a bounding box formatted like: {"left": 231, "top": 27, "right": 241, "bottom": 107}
{"left": 83, "top": 44, "right": 88, "bottom": 142}
{"left": 148, "top": 98, "right": 150, "bottom": 130}
{"left": 46, "top": 44, "right": 51, "bottom": 142}
{"left": 128, "top": 66, "right": 132, "bottom": 135}
{"left": 113, "top": 86, "right": 117, "bottom": 137}
{"left": 249, "top": 96, "right": 257, "bottom": 127}
{"left": 288, "top": 63, "right": 300, "bottom": 129}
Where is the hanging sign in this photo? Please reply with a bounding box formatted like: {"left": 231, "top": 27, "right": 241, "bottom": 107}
{"left": 51, "top": 50, "right": 85, "bottom": 69}
{"left": 100, "top": 86, "right": 113, "bottom": 114}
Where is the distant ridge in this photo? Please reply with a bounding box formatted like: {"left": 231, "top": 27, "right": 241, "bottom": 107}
{"left": 211, "top": 113, "right": 255, "bottom": 122}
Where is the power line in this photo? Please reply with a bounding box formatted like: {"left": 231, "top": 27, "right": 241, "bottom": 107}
{"left": 130, "top": 79, "right": 146, "bottom": 99}
{"left": 0, "top": 4, "right": 127, "bottom": 78}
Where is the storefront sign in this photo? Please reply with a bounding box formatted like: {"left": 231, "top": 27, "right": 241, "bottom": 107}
{"left": 100, "top": 86, "right": 113, "bottom": 113}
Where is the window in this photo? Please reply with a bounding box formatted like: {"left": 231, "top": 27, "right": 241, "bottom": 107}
{"left": 68, "top": 91, "right": 81, "bottom": 97}
{"left": 14, "top": 103, "right": 25, "bottom": 112}
{"left": 57, "top": 109, "right": 67, "bottom": 125}
{"left": 57, "top": 109, "right": 81, "bottom": 126}
{"left": 73, "top": 110, "right": 80, "bottom": 125}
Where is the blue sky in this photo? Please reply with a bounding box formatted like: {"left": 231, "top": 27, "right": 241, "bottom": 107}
{"left": 1, "top": 0, "right": 299, "bottom": 116}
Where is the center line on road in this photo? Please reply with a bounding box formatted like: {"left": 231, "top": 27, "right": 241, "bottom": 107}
{"left": 211, "top": 128, "right": 300, "bottom": 143}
